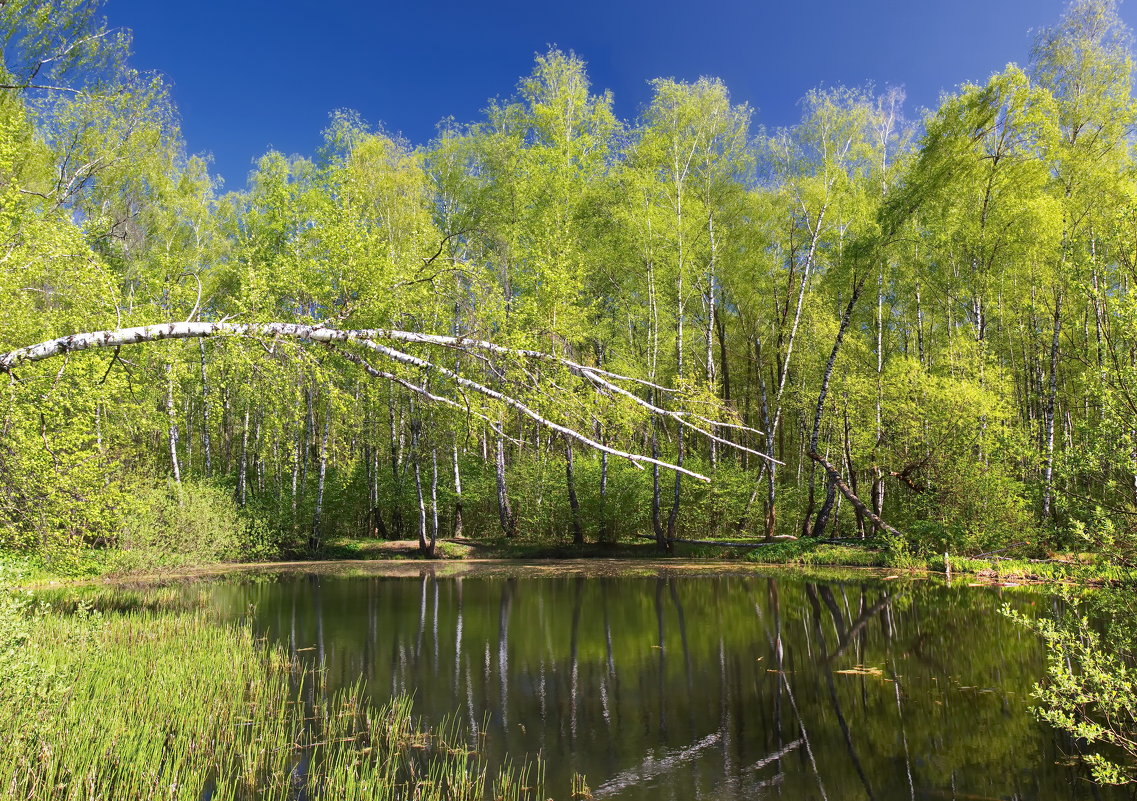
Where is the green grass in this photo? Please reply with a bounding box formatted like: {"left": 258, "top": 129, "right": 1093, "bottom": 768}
{"left": 720, "top": 537, "right": 1134, "bottom": 584}
{"left": 0, "top": 587, "right": 543, "bottom": 800}
{"left": 943, "top": 555, "right": 1135, "bottom": 584}
{"left": 10, "top": 526, "right": 1135, "bottom": 591}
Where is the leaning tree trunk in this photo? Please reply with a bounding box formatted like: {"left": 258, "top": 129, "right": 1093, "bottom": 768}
{"left": 0, "top": 322, "right": 720, "bottom": 482}
{"left": 809, "top": 277, "right": 866, "bottom": 538}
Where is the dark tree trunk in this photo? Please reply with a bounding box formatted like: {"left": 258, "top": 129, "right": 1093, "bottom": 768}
{"left": 666, "top": 429, "right": 683, "bottom": 549}
{"left": 652, "top": 424, "right": 664, "bottom": 549}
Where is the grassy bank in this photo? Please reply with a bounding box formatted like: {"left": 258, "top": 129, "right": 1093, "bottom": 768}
{"left": 723, "top": 538, "right": 1134, "bottom": 585}
{"left": 0, "top": 583, "right": 543, "bottom": 801}
{"left": 8, "top": 529, "right": 1134, "bottom": 590}
{"left": 319, "top": 534, "right": 1136, "bottom": 585}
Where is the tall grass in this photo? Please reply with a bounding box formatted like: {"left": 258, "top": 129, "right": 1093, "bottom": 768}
{"left": 0, "top": 591, "right": 542, "bottom": 800}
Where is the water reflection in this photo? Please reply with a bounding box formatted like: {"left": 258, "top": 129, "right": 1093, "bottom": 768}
{"left": 209, "top": 570, "right": 1137, "bottom": 801}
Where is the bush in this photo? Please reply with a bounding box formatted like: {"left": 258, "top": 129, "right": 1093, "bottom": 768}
{"left": 116, "top": 478, "right": 280, "bottom": 565}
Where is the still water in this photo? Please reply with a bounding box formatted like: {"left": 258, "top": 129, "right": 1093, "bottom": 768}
{"left": 202, "top": 564, "right": 1134, "bottom": 801}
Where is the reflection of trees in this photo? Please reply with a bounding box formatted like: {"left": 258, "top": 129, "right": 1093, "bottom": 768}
{"left": 497, "top": 577, "right": 514, "bottom": 732}
{"left": 570, "top": 575, "right": 583, "bottom": 741}
{"left": 884, "top": 604, "right": 916, "bottom": 801}
{"left": 232, "top": 573, "right": 1102, "bottom": 800}
{"left": 807, "top": 583, "right": 877, "bottom": 801}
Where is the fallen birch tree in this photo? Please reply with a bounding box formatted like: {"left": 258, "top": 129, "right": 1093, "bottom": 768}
{"left": 0, "top": 321, "right": 780, "bottom": 487}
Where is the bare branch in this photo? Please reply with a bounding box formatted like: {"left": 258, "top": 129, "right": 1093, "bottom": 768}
{"left": 354, "top": 338, "right": 712, "bottom": 481}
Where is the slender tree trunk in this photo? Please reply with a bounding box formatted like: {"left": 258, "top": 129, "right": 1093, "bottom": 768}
{"left": 757, "top": 340, "right": 777, "bottom": 539}
{"left": 428, "top": 448, "right": 438, "bottom": 558}
{"left": 671, "top": 167, "right": 685, "bottom": 553}
{"left": 237, "top": 403, "right": 249, "bottom": 507}
{"left": 165, "top": 363, "right": 181, "bottom": 486}
{"left": 413, "top": 423, "right": 427, "bottom": 553}
{"left": 599, "top": 426, "right": 609, "bottom": 543}
{"left": 844, "top": 400, "right": 866, "bottom": 538}
{"left": 389, "top": 389, "right": 403, "bottom": 538}
{"left": 1041, "top": 292, "right": 1063, "bottom": 520}
{"left": 291, "top": 429, "right": 300, "bottom": 524}
{"left": 452, "top": 440, "right": 464, "bottom": 538}
{"left": 652, "top": 424, "right": 664, "bottom": 549}
{"left": 300, "top": 387, "right": 313, "bottom": 489}
{"left": 812, "top": 443, "right": 838, "bottom": 539}
{"left": 766, "top": 211, "right": 825, "bottom": 541}
{"left": 715, "top": 313, "right": 731, "bottom": 444}
{"left": 666, "top": 429, "right": 683, "bottom": 548}
{"left": 706, "top": 213, "right": 717, "bottom": 470}
{"left": 566, "top": 437, "right": 584, "bottom": 545}
{"left": 253, "top": 409, "right": 263, "bottom": 494}
{"left": 915, "top": 276, "right": 925, "bottom": 366}
{"left": 810, "top": 277, "right": 867, "bottom": 537}
{"left": 199, "top": 340, "right": 212, "bottom": 476}
{"left": 495, "top": 432, "right": 514, "bottom": 537}
{"left": 310, "top": 402, "right": 329, "bottom": 552}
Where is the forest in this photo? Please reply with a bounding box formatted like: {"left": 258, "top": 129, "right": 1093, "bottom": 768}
{"left": 3, "top": 0, "right": 1137, "bottom": 573}
{"left": 6, "top": 1, "right": 1137, "bottom": 798}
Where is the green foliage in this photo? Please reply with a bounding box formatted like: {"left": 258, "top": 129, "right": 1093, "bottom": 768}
{"left": 1007, "top": 590, "right": 1137, "bottom": 784}
{"left": 7, "top": 0, "right": 1137, "bottom": 575}
{"left": 116, "top": 478, "right": 279, "bottom": 566}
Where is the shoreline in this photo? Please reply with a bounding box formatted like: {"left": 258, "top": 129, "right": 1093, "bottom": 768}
{"left": 14, "top": 537, "right": 1128, "bottom": 591}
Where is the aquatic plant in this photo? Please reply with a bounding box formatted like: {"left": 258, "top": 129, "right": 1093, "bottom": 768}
{"left": 0, "top": 590, "right": 542, "bottom": 800}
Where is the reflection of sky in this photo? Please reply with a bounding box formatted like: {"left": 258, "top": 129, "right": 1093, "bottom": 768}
{"left": 100, "top": 1, "right": 1123, "bottom": 190}
{"left": 208, "top": 570, "right": 1122, "bottom": 801}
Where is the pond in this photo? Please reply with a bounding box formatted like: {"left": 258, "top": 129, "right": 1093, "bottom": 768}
{"left": 184, "top": 562, "right": 1132, "bottom": 800}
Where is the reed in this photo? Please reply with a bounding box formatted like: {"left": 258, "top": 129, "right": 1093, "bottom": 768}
{"left": 0, "top": 594, "right": 542, "bottom": 800}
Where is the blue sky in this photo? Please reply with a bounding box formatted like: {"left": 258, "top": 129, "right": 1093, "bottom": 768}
{"left": 104, "top": 0, "right": 1134, "bottom": 190}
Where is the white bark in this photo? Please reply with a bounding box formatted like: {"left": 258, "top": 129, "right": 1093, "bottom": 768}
{"left": 452, "top": 440, "right": 464, "bottom": 538}
{"left": 165, "top": 363, "right": 181, "bottom": 485}
{"left": 430, "top": 448, "right": 439, "bottom": 556}
{"left": 311, "top": 402, "right": 330, "bottom": 551}
{"left": 0, "top": 321, "right": 719, "bottom": 479}
{"left": 237, "top": 404, "right": 249, "bottom": 507}
{"left": 199, "top": 339, "right": 212, "bottom": 476}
